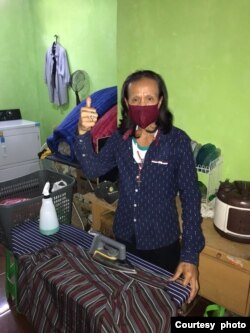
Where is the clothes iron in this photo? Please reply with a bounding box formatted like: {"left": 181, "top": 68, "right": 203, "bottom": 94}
{"left": 89, "top": 234, "right": 136, "bottom": 273}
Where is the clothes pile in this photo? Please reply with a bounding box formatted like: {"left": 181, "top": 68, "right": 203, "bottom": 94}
{"left": 47, "top": 86, "right": 117, "bottom": 162}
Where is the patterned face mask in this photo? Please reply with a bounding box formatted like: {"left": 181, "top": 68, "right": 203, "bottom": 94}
{"left": 128, "top": 104, "right": 160, "bottom": 128}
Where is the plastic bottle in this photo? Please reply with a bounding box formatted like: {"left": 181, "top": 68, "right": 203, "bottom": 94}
{"left": 39, "top": 181, "right": 59, "bottom": 235}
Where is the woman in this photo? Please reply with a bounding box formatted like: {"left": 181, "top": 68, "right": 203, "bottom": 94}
{"left": 74, "top": 70, "right": 205, "bottom": 303}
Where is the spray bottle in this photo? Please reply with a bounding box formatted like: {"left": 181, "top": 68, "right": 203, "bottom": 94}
{"left": 39, "top": 181, "right": 59, "bottom": 235}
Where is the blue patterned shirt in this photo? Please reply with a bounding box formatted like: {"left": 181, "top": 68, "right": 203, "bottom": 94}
{"left": 74, "top": 127, "right": 205, "bottom": 265}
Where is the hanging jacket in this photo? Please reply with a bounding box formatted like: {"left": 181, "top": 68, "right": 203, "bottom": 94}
{"left": 44, "top": 43, "right": 70, "bottom": 106}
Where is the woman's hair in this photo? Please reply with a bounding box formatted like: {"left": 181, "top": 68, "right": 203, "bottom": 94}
{"left": 118, "top": 69, "right": 173, "bottom": 136}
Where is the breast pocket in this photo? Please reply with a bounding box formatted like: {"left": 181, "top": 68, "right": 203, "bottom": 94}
{"left": 149, "top": 159, "right": 171, "bottom": 178}
{"left": 148, "top": 156, "right": 176, "bottom": 183}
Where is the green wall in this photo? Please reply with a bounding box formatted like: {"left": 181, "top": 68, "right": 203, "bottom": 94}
{"left": 0, "top": 0, "right": 39, "bottom": 120}
{"left": 117, "top": 0, "right": 250, "bottom": 181}
{"left": 0, "top": 0, "right": 117, "bottom": 143}
{"left": 1, "top": 0, "right": 249, "bottom": 182}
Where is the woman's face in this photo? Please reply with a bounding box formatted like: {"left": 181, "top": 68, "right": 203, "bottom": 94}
{"left": 126, "top": 77, "right": 162, "bottom": 107}
{"left": 125, "top": 77, "right": 163, "bottom": 131}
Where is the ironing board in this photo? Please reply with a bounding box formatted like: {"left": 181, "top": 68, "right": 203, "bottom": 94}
{"left": 12, "top": 221, "right": 191, "bottom": 331}
{"left": 12, "top": 220, "right": 190, "bottom": 309}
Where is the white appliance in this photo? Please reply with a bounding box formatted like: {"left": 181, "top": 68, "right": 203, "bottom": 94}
{"left": 214, "top": 180, "right": 250, "bottom": 243}
{"left": 0, "top": 119, "right": 41, "bottom": 182}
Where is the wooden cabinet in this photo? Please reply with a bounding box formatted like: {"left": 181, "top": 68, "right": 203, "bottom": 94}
{"left": 86, "top": 193, "right": 250, "bottom": 316}
{"left": 199, "top": 217, "right": 250, "bottom": 316}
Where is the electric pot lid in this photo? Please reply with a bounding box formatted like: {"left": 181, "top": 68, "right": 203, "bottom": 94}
{"left": 217, "top": 180, "right": 250, "bottom": 209}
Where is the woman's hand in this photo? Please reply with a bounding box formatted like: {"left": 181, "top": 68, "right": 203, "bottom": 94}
{"left": 169, "top": 262, "right": 199, "bottom": 304}
{"left": 78, "top": 96, "right": 98, "bottom": 135}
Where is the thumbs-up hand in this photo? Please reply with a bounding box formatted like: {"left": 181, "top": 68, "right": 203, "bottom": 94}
{"left": 78, "top": 96, "right": 98, "bottom": 135}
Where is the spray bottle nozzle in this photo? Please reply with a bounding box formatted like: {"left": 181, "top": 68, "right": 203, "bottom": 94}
{"left": 42, "top": 182, "right": 51, "bottom": 197}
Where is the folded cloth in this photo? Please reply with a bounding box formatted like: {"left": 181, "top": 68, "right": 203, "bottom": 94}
{"left": 12, "top": 219, "right": 190, "bottom": 309}
{"left": 18, "top": 241, "right": 177, "bottom": 333}
{"left": 91, "top": 104, "right": 117, "bottom": 151}
{"left": 47, "top": 86, "right": 117, "bottom": 161}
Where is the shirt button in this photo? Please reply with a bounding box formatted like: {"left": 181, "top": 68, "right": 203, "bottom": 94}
{"left": 134, "top": 218, "right": 136, "bottom": 222}
{"left": 134, "top": 204, "right": 137, "bottom": 207}
{"left": 135, "top": 189, "right": 138, "bottom": 192}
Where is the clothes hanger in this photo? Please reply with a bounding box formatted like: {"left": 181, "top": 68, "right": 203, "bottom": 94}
{"left": 52, "top": 35, "right": 58, "bottom": 52}
{"left": 54, "top": 34, "right": 58, "bottom": 44}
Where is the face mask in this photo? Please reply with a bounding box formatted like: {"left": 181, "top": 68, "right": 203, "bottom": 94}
{"left": 128, "top": 104, "right": 160, "bottom": 128}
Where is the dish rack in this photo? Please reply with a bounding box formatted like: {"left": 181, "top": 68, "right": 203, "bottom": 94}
{"left": 196, "top": 156, "right": 223, "bottom": 204}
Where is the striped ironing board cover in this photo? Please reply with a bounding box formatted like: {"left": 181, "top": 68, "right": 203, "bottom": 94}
{"left": 11, "top": 219, "right": 190, "bottom": 308}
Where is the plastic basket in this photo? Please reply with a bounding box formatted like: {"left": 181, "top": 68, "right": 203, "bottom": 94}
{"left": 0, "top": 169, "right": 75, "bottom": 250}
